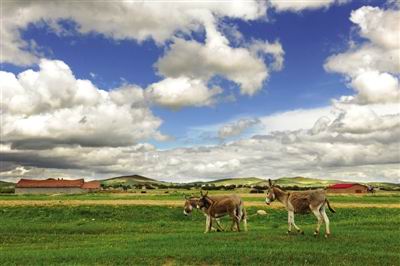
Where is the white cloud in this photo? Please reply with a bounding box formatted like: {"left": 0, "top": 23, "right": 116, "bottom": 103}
{"left": 1, "top": 1, "right": 266, "bottom": 65}
{"left": 270, "top": 0, "right": 350, "bottom": 12}
{"left": 2, "top": 1, "right": 284, "bottom": 108}
{"left": 218, "top": 118, "right": 260, "bottom": 139}
{"left": 260, "top": 107, "right": 333, "bottom": 132}
{"left": 146, "top": 77, "right": 222, "bottom": 109}
{"left": 324, "top": 6, "right": 400, "bottom": 105}
{"left": 350, "top": 71, "right": 400, "bottom": 104}
{"left": 3, "top": 99, "right": 399, "bottom": 184}
{"left": 156, "top": 36, "right": 284, "bottom": 97}
{"left": 0, "top": 59, "right": 165, "bottom": 148}
{"left": 350, "top": 6, "right": 400, "bottom": 50}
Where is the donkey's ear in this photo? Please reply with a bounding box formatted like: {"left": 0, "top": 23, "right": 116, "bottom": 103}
{"left": 200, "top": 190, "right": 204, "bottom": 197}
{"left": 268, "top": 179, "right": 273, "bottom": 187}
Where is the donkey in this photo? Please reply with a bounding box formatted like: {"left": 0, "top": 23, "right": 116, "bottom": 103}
{"left": 265, "top": 179, "right": 335, "bottom": 237}
{"left": 183, "top": 195, "right": 225, "bottom": 231}
{"left": 197, "top": 191, "right": 247, "bottom": 233}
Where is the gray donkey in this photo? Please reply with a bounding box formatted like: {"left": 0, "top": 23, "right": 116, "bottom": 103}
{"left": 265, "top": 179, "right": 335, "bottom": 237}
{"left": 197, "top": 191, "right": 247, "bottom": 233}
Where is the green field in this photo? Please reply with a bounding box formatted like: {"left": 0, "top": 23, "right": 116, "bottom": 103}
{"left": 1, "top": 190, "right": 400, "bottom": 205}
{"left": 0, "top": 194, "right": 399, "bottom": 265}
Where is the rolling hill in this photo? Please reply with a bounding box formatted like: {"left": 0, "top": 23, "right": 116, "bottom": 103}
{"left": 207, "top": 177, "right": 266, "bottom": 186}
{"left": 198, "top": 176, "right": 341, "bottom": 188}
{"left": 101, "top": 174, "right": 170, "bottom": 186}
{"left": 98, "top": 174, "right": 400, "bottom": 190}
{"left": 198, "top": 176, "right": 399, "bottom": 189}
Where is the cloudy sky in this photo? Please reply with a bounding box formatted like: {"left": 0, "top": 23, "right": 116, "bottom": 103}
{"left": 1, "top": 0, "right": 399, "bottom": 183}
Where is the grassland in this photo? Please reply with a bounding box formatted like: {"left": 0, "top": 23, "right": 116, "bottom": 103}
{"left": 0, "top": 193, "right": 399, "bottom": 265}
{"left": 1, "top": 190, "right": 399, "bottom": 205}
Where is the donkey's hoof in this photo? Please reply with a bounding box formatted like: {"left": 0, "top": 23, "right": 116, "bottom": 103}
{"left": 313, "top": 231, "right": 319, "bottom": 237}
{"left": 324, "top": 233, "right": 330, "bottom": 238}
{"left": 287, "top": 230, "right": 292, "bottom": 235}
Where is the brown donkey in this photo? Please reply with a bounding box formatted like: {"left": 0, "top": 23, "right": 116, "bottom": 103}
{"left": 183, "top": 195, "right": 224, "bottom": 231}
{"left": 197, "top": 191, "right": 247, "bottom": 233}
{"left": 265, "top": 179, "right": 335, "bottom": 237}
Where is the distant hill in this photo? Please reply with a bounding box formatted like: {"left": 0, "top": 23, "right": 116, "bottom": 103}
{"left": 272, "top": 177, "right": 342, "bottom": 187}
{"left": 71, "top": 174, "right": 400, "bottom": 190}
{"left": 207, "top": 177, "right": 266, "bottom": 186}
{"left": 101, "top": 174, "right": 169, "bottom": 186}
{"left": 198, "top": 176, "right": 339, "bottom": 187}
{"left": 197, "top": 176, "right": 399, "bottom": 189}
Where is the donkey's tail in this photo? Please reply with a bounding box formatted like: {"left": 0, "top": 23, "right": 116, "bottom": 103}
{"left": 326, "top": 199, "right": 336, "bottom": 213}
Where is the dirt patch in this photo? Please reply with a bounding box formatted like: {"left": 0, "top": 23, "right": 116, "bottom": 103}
{"left": 0, "top": 200, "right": 399, "bottom": 208}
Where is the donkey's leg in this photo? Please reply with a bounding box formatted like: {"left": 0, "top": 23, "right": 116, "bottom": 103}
{"left": 312, "top": 207, "right": 323, "bottom": 237}
{"left": 204, "top": 215, "right": 211, "bottom": 233}
{"left": 229, "top": 213, "right": 237, "bottom": 231}
{"left": 235, "top": 215, "right": 241, "bottom": 232}
{"left": 287, "top": 211, "right": 293, "bottom": 234}
{"left": 230, "top": 209, "right": 239, "bottom": 231}
{"left": 320, "top": 207, "right": 330, "bottom": 237}
{"left": 214, "top": 218, "right": 224, "bottom": 232}
{"left": 290, "top": 212, "right": 303, "bottom": 234}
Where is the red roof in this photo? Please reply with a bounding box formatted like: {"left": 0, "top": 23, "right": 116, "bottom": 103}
{"left": 81, "top": 181, "right": 101, "bottom": 189}
{"left": 328, "top": 183, "right": 363, "bottom": 189}
{"left": 16, "top": 178, "right": 84, "bottom": 188}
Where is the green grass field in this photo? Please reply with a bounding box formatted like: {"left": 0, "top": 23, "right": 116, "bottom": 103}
{"left": 0, "top": 194, "right": 399, "bottom": 265}
{"left": 1, "top": 190, "right": 400, "bottom": 204}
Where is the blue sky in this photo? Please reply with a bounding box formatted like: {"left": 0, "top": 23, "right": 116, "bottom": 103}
{"left": 1, "top": 0, "right": 399, "bottom": 182}
{"left": 4, "top": 0, "right": 382, "bottom": 146}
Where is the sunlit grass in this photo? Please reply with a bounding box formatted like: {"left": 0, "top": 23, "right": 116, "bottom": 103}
{"left": 0, "top": 205, "right": 399, "bottom": 265}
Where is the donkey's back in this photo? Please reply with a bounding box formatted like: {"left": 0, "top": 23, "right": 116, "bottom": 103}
{"left": 288, "top": 189, "right": 327, "bottom": 214}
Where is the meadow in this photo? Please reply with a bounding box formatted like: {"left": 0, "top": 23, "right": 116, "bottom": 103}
{"left": 1, "top": 189, "right": 400, "bottom": 204}
{"left": 0, "top": 192, "right": 399, "bottom": 265}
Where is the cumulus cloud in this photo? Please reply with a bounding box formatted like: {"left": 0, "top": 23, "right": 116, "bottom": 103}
{"left": 2, "top": 100, "right": 399, "bottom": 184}
{"left": 218, "top": 118, "right": 260, "bottom": 139}
{"left": 325, "top": 6, "right": 400, "bottom": 105}
{"left": 2, "top": 1, "right": 284, "bottom": 107}
{"left": 350, "top": 71, "right": 400, "bottom": 104}
{"left": 145, "top": 77, "right": 222, "bottom": 109}
{"left": 0, "top": 59, "right": 165, "bottom": 149}
{"left": 260, "top": 107, "right": 333, "bottom": 133}
{"left": 156, "top": 36, "right": 284, "bottom": 96}
{"left": 1, "top": 1, "right": 266, "bottom": 65}
{"left": 270, "top": 0, "right": 350, "bottom": 12}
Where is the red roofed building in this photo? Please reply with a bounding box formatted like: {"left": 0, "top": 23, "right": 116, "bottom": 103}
{"left": 15, "top": 178, "right": 101, "bottom": 194}
{"left": 327, "top": 183, "right": 368, "bottom": 194}
{"left": 81, "top": 181, "right": 101, "bottom": 192}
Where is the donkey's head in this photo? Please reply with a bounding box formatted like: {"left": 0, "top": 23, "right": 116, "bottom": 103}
{"left": 265, "top": 179, "right": 276, "bottom": 205}
{"left": 183, "top": 195, "right": 197, "bottom": 216}
{"left": 197, "top": 191, "right": 213, "bottom": 210}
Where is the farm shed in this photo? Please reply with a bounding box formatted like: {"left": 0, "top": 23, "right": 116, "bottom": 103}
{"left": 15, "top": 178, "right": 101, "bottom": 194}
{"left": 327, "top": 183, "right": 368, "bottom": 193}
